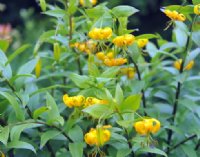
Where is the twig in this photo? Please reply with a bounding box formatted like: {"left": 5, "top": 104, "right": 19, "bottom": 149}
{"left": 129, "top": 57, "right": 147, "bottom": 116}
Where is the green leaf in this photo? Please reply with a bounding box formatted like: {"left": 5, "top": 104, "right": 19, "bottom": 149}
{"left": 86, "top": 5, "right": 107, "bottom": 19}
{"left": 69, "top": 73, "right": 91, "bottom": 88}
{"left": 44, "top": 9, "right": 66, "bottom": 18}
{"left": 46, "top": 92, "right": 64, "bottom": 125}
{"left": 115, "top": 84, "right": 124, "bottom": 104}
{"left": 10, "top": 122, "right": 42, "bottom": 141}
{"left": 101, "top": 67, "right": 120, "bottom": 78}
{"left": 0, "top": 39, "right": 9, "bottom": 52}
{"left": 112, "top": 5, "right": 139, "bottom": 17}
{"left": 39, "top": 0, "right": 46, "bottom": 12}
{"left": 69, "top": 142, "right": 84, "bottom": 157}
{"left": 40, "top": 130, "right": 61, "bottom": 149}
{"left": 192, "top": 0, "right": 199, "bottom": 5}
{"left": 136, "top": 34, "right": 158, "bottom": 39}
{"left": 0, "top": 49, "right": 12, "bottom": 79}
{"left": 136, "top": 147, "right": 167, "bottom": 157}
{"left": 166, "top": 5, "right": 194, "bottom": 14}
{"left": 7, "top": 141, "right": 36, "bottom": 154}
{"left": 116, "top": 148, "right": 132, "bottom": 157}
{"left": 68, "top": 0, "right": 79, "bottom": 15}
{"left": 0, "top": 126, "right": 9, "bottom": 145}
{"left": 119, "top": 94, "right": 142, "bottom": 112}
{"left": 0, "top": 91, "right": 25, "bottom": 121}
{"left": 33, "top": 106, "right": 50, "bottom": 119}
{"left": 82, "top": 104, "right": 113, "bottom": 119}
{"left": 6, "top": 44, "right": 31, "bottom": 66}
{"left": 88, "top": 54, "right": 100, "bottom": 77}
{"left": 68, "top": 125, "right": 83, "bottom": 142}
{"left": 181, "top": 145, "right": 197, "bottom": 157}
{"left": 117, "top": 120, "right": 133, "bottom": 128}
{"left": 174, "top": 27, "right": 187, "bottom": 47}
{"left": 185, "top": 48, "right": 200, "bottom": 65}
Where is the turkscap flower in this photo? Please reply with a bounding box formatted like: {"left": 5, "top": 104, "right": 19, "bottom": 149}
{"left": 174, "top": 59, "right": 194, "bottom": 71}
{"left": 194, "top": 4, "right": 200, "bottom": 15}
{"left": 88, "top": 27, "right": 112, "bottom": 40}
{"left": 163, "top": 9, "right": 186, "bottom": 21}
{"left": 113, "top": 34, "right": 135, "bottom": 47}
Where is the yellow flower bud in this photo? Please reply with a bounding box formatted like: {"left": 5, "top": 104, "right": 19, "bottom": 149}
{"left": 184, "top": 60, "right": 194, "bottom": 70}
{"left": 104, "top": 58, "right": 113, "bottom": 66}
{"left": 101, "top": 27, "right": 112, "bottom": 39}
{"left": 113, "top": 34, "right": 135, "bottom": 47}
{"left": 96, "top": 52, "right": 106, "bottom": 61}
{"left": 194, "top": 4, "right": 200, "bottom": 15}
{"left": 80, "top": 0, "right": 97, "bottom": 6}
{"left": 53, "top": 42, "right": 61, "bottom": 61}
{"left": 136, "top": 39, "right": 149, "bottom": 48}
{"left": 106, "top": 52, "right": 114, "bottom": 59}
{"left": 35, "top": 58, "right": 42, "bottom": 78}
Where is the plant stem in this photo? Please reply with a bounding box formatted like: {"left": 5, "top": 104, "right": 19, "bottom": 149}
{"left": 167, "top": 134, "right": 196, "bottom": 152}
{"left": 195, "top": 140, "right": 200, "bottom": 150}
{"left": 129, "top": 57, "right": 147, "bottom": 116}
{"left": 167, "top": 16, "right": 197, "bottom": 153}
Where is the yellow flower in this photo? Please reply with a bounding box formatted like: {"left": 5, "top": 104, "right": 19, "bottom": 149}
{"left": 84, "top": 97, "right": 107, "bottom": 107}
{"left": 88, "top": 27, "right": 112, "bottom": 40}
{"left": 194, "top": 4, "right": 200, "bottom": 15}
{"left": 136, "top": 39, "right": 149, "bottom": 48}
{"left": 106, "top": 52, "right": 114, "bottom": 59}
{"left": 35, "top": 58, "right": 42, "bottom": 78}
{"left": 63, "top": 94, "right": 85, "bottom": 108}
{"left": 113, "top": 34, "right": 135, "bottom": 47}
{"left": 163, "top": 9, "right": 186, "bottom": 21}
{"left": 174, "top": 59, "right": 194, "bottom": 71}
{"left": 96, "top": 52, "right": 106, "bottom": 61}
{"left": 84, "top": 126, "right": 111, "bottom": 146}
{"left": 134, "top": 118, "right": 160, "bottom": 135}
{"left": 80, "top": 0, "right": 97, "bottom": 6}
{"left": 104, "top": 58, "right": 127, "bottom": 67}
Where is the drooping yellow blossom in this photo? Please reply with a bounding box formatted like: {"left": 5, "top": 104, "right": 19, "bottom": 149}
{"left": 80, "top": 0, "right": 97, "bottom": 6}
{"left": 120, "top": 67, "right": 136, "bottom": 79}
{"left": 84, "top": 125, "right": 111, "bottom": 146}
{"left": 163, "top": 9, "right": 186, "bottom": 21}
{"left": 84, "top": 97, "right": 108, "bottom": 108}
{"left": 104, "top": 58, "right": 127, "bottom": 67}
{"left": 35, "top": 58, "right": 42, "bottom": 78}
{"left": 63, "top": 94, "right": 108, "bottom": 108}
{"left": 194, "top": 4, "right": 200, "bottom": 15}
{"left": 70, "top": 40, "right": 96, "bottom": 54}
{"left": 134, "top": 118, "right": 160, "bottom": 135}
{"left": 96, "top": 51, "right": 114, "bottom": 61}
{"left": 113, "top": 34, "right": 135, "bottom": 47}
{"left": 136, "top": 39, "right": 149, "bottom": 48}
{"left": 174, "top": 59, "right": 194, "bottom": 71}
{"left": 88, "top": 27, "right": 112, "bottom": 40}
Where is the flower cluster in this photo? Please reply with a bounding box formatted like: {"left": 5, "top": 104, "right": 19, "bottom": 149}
{"left": 96, "top": 52, "right": 127, "bottom": 66}
{"left": 194, "top": 4, "right": 200, "bottom": 15}
{"left": 134, "top": 118, "right": 161, "bottom": 135}
{"left": 163, "top": 9, "right": 186, "bottom": 21}
{"left": 84, "top": 125, "right": 111, "bottom": 146}
{"left": 112, "top": 34, "right": 135, "bottom": 47}
{"left": 136, "top": 38, "right": 149, "bottom": 48}
{"left": 70, "top": 40, "right": 96, "bottom": 54}
{"left": 120, "top": 67, "right": 136, "bottom": 79}
{"left": 174, "top": 59, "right": 194, "bottom": 71}
{"left": 79, "top": 0, "right": 97, "bottom": 6}
{"left": 63, "top": 94, "right": 108, "bottom": 108}
{"left": 89, "top": 27, "right": 112, "bottom": 40}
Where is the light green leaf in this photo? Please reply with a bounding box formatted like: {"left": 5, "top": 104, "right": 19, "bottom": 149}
{"left": 33, "top": 106, "right": 50, "bottom": 119}
{"left": 68, "top": 125, "right": 83, "bottom": 142}
{"left": 46, "top": 92, "right": 64, "bottom": 125}
{"left": 0, "top": 39, "right": 9, "bottom": 52}
{"left": 10, "top": 122, "right": 42, "bottom": 141}
{"left": 82, "top": 104, "right": 112, "bottom": 119}
{"left": 39, "top": 0, "right": 46, "bottom": 12}
{"left": 136, "top": 147, "right": 167, "bottom": 157}
{"left": 192, "top": 0, "right": 199, "bottom": 5}
{"left": 0, "top": 49, "right": 12, "bottom": 79}
{"left": 68, "top": 0, "right": 79, "bottom": 14}
{"left": 6, "top": 44, "right": 30, "bottom": 66}
{"left": 7, "top": 141, "right": 36, "bottom": 154}
{"left": 88, "top": 54, "right": 100, "bottom": 77}
{"left": 119, "top": 94, "right": 142, "bottom": 112}
{"left": 181, "top": 145, "right": 197, "bottom": 157}
{"left": 0, "top": 126, "right": 9, "bottom": 145}
{"left": 117, "top": 148, "right": 132, "bottom": 157}
{"left": 101, "top": 67, "right": 120, "bottom": 78}
{"left": 44, "top": 9, "right": 66, "bottom": 18}
{"left": 0, "top": 91, "right": 25, "bottom": 121}
{"left": 86, "top": 5, "right": 107, "bottom": 19}
{"left": 112, "top": 5, "right": 139, "bottom": 17}
{"left": 69, "top": 142, "right": 84, "bottom": 157}
{"left": 115, "top": 84, "right": 124, "bottom": 104}
{"left": 136, "top": 34, "right": 158, "bottom": 39}
{"left": 40, "top": 130, "right": 61, "bottom": 149}
{"left": 69, "top": 73, "right": 91, "bottom": 88}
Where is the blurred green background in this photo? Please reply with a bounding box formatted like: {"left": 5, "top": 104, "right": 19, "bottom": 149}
{"left": 0, "top": 0, "right": 189, "bottom": 44}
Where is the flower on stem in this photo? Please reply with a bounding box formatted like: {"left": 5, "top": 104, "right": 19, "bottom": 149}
{"left": 70, "top": 40, "right": 96, "bottom": 54}
{"left": 104, "top": 58, "right": 127, "bottom": 67}
{"left": 112, "top": 34, "right": 135, "bottom": 47}
{"left": 163, "top": 9, "right": 186, "bottom": 21}
{"left": 120, "top": 67, "right": 136, "bottom": 79}
{"left": 136, "top": 38, "right": 149, "bottom": 48}
{"left": 194, "top": 4, "right": 200, "bottom": 15}
{"left": 35, "top": 58, "right": 42, "bottom": 78}
{"left": 173, "top": 59, "right": 194, "bottom": 71}
{"left": 134, "top": 118, "right": 160, "bottom": 135}
{"left": 88, "top": 27, "right": 112, "bottom": 40}
{"left": 84, "top": 125, "right": 111, "bottom": 146}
